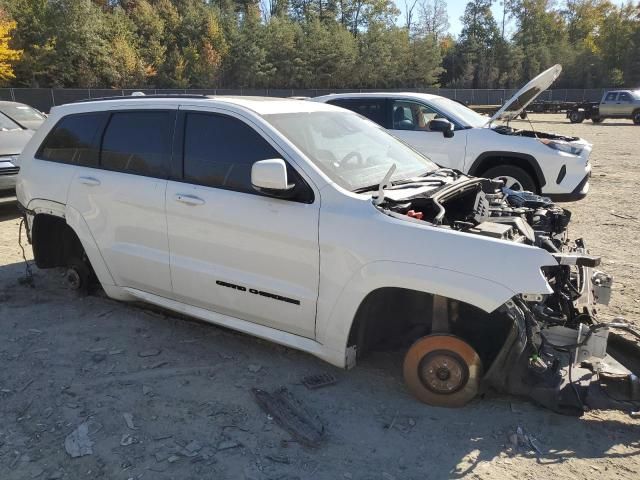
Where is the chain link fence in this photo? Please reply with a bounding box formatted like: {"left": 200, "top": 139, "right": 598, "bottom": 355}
{"left": 0, "top": 87, "right": 616, "bottom": 113}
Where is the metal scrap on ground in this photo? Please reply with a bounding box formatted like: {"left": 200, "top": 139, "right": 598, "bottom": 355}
{"left": 252, "top": 387, "right": 325, "bottom": 448}
{"left": 301, "top": 373, "right": 337, "bottom": 390}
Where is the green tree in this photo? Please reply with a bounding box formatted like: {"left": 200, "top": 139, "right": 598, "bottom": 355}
{"left": 509, "top": 0, "right": 570, "bottom": 83}
{"left": 222, "top": 5, "right": 273, "bottom": 87}
{"left": 450, "top": 0, "right": 502, "bottom": 88}
{"left": 301, "top": 19, "right": 357, "bottom": 87}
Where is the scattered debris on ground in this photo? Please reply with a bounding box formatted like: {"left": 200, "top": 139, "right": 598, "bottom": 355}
{"left": 64, "top": 423, "right": 94, "bottom": 458}
{"left": 253, "top": 387, "right": 325, "bottom": 448}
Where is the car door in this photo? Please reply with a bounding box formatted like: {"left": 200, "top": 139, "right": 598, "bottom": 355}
{"left": 165, "top": 108, "right": 320, "bottom": 338}
{"left": 66, "top": 107, "right": 176, "bottom": 298}
{"left": 388, "top": 100, "right": 467, "bottom": 170}
{"left": 616, "top": 92, "right": 634, "bottom": 116}
{"left": 600, "top": 92, "right": 618, "bottom": 116}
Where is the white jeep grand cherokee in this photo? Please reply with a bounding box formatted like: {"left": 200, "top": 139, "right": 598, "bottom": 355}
{"left": 314, "top": 65, "right": 592, "bottom": 202}
{"left": 16, "top": 95, "right": 638, "bottom": 414}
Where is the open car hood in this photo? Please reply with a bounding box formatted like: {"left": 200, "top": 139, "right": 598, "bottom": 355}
{"left": 487, "top": 64, "right": 562, "bottom": 124}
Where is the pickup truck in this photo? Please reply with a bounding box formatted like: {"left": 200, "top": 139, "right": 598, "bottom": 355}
{"left": 567, "top": 89, "right": 640, "bottom": 124}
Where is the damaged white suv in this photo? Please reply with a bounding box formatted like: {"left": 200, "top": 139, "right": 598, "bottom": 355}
{"left": 16, "top": 95, "right": 639, "bottom": 415}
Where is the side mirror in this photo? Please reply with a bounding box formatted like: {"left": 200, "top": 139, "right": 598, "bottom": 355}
{"left": 428, "top": 118, "right": 455, "bottom": 138}
{"left": 251, "top": 159, "right": 295, "bottom": 197}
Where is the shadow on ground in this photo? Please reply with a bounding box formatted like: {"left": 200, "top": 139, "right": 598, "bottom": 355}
{"left": 0, "top": 202, "right": 21, "bottom": 222}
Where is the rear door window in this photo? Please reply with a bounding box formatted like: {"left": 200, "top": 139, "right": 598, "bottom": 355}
{"left": 618, "top": 92, "right": 632, "bottom": 102}
{"left": 100, "top": 111, "right": 174, "bottom": 178}
{"left": 327, "top": 99, "right": 388, "bottom": 127}
{"left": 37, "top": 113, "right": 105, "bottom": 166}
{"left": 604, "top": 92, "right": 618, "bottom": 102}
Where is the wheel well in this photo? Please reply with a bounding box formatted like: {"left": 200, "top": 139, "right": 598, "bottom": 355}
{"left": 347, "top": 287, "right": 515, "bottom": 371}
{"left": 471, "top": 155, "right": 543, "bottom": 191}
{"left": 31, "top": 214, "right": 85, "bottom": 269}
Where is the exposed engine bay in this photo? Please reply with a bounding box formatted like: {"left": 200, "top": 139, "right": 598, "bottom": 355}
{"left": 378, "top": 169, "right": 569, "bottom": 250}
{"left": 375, "top": 169, "right": 640, "bottom": 415}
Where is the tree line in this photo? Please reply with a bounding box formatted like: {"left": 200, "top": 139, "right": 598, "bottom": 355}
{"left": 0, "top": 0, "right": 638, "bottom": 90}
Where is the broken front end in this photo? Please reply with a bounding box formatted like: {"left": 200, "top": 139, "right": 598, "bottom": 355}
{"left": 376, "top": 170, "right": 640, "bottom": 414}
{"left": 485, "top": 268, "right": 640, "bottom": 416}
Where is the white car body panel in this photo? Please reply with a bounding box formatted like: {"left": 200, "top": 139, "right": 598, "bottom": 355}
{"left": 67, "top": 168, "right": 173, "bottom": 298}
{"left": 166, "top": 180, "right": 320, "bottom": 338}
{"left": 17, "top": 96, "right": 563, "bottom": 369}
{"left": 392, "top": 128, "right": 468, "bottom": 171}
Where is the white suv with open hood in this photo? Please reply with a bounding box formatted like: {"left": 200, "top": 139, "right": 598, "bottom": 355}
{"left": 16, "top": 95, "right": 638, "bottom": 415}
{"left": 314, "top": 65, "right": 592, "bottom": 202}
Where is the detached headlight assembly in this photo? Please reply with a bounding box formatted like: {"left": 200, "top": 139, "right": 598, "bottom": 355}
{"left": 540, "top": 139, "right": 583, "bottom": 156}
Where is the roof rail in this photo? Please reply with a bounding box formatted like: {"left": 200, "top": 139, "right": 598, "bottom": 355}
{"left": 74, "top": 94, "right": 211, "bottom": 103}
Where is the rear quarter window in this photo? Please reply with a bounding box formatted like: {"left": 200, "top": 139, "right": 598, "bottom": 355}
{"left": 328, "top": 99, "right": 387, "bottom": 126}
{"left": 36, "top": 113, "right": 105, "bottom": 166}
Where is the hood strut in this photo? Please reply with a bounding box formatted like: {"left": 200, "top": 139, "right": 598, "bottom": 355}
{"left": 373, "top": 163, "right": 396, "bottom": 206}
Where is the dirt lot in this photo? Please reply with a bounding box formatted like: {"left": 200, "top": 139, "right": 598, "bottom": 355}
{"left": 1, "top": 114, "right": 639, "bottom": 479}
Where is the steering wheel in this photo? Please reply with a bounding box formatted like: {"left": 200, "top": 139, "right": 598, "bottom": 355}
{"left": 339, "top": 151, "right": 364, "bottom": 168}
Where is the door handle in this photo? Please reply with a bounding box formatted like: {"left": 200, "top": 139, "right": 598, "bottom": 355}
{"left": 78, "top": 176, "right": 101, "bottom": 186}
{"left": 174, "top": 193, "right": 205, "bottom": 206}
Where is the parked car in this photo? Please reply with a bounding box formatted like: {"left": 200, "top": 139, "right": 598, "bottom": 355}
{"left": 313, "top": 65, "right": 592, "bottom": 202}
{"left": 16, "top": 95, "right": 639, "bottom": 414}
{"left": 0, "top": 101, "right": 47, "bottom": 130}
{"left": 0, "top": 113, "right": 34, "bottom": 199}
{"left": 567, "top": 90, "right": 640, "bottom": 124}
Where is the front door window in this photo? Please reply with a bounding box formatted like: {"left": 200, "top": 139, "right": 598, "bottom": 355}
{"left": 392, "top": 101, "right": 442, "bottom": 131}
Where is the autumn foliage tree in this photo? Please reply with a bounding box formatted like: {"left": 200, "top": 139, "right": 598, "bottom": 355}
{"left": 0, "top": 8, "right": 21, "bottom": 84}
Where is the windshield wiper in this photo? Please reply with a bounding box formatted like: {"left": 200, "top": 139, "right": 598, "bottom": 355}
{"left": 353, "top": 184, "right": 379, "bottom": 193}
{"left": 353, "top": 169, "right": 438, "bottom": 193}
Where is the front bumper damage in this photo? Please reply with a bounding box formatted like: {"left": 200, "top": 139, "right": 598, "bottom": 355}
{"left": 484, "top": 257, "right": 640, "bottom": 415}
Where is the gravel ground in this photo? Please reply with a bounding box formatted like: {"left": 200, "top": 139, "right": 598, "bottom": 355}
{"left": 1, "top": 114, "right": 639, "bottom": 479}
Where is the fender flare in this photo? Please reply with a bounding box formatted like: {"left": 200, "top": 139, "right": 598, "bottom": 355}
{"left": 25, "top": 198, "right": 66, "bottom": 218}
{"left": 468, "top": 151, "right": 546, "bottom": 189}
{"left": 64, "top": 205, "right": 116, "bottom": 287}
{"left": 316, "top": 260, "right": 548, "bottom": 366}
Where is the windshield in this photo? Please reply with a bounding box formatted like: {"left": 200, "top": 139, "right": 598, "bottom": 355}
{"left": 0, "top": 104, "right": 45, "bottom": 123}
{"left": 429, "top": 97, "right": 488, "bottom": 128}
{"left": 0, "top": 112, "right": 22, "bottom": 131}
{"left": 264, "top": 111, "right": 438, "bottom": 191}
